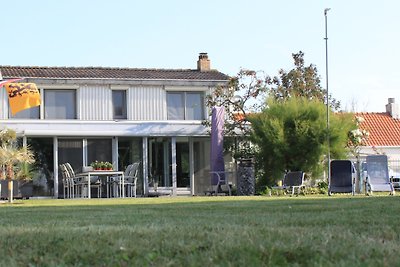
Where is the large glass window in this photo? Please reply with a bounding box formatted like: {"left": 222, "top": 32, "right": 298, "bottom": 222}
{"left": 186, "top": 93, "right": 203, "bottom": 120}
{"left": 27, "top": 138, "right": 54, "bottom": 196}
{"left": 176, "top": 138, "right": 190, "bottom": 188}
{"left": 10, "top": 106, "right": 40, "bottom": 119}
{"left": 58, "top": 139, "right": 83, "bottom": 197}
{"left": 167, "top": 92, "right": 204, "bottom": 120}
{"left": 45, "top": 90, "right": 76, "bottom": 119}
{"left": 167, "top": 93, "right": 184, "bottom": 120}
{"left": 193, "top": 137, "right": 211, "bottom": 195}
{"left": 112, "top": 90, "right": 127, "bottom": 119}
{"left": 58, "top": 139, "right": 83, "bottom": 171}
{"left": 87, "top": 139, "right": 112, "bottom": 165}
{"left": 118, "top": 137, "right": 143, "bottom": 195}
{"left": 117, "top": 138, "right": 142, "bottom": 171}
{"left": 148, "top": 137, "right": 171, "bottom": 187}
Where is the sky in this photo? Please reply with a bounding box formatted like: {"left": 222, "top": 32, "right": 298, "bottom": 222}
{"left": 1, "top": 0, "right": 399, "bottom": 112}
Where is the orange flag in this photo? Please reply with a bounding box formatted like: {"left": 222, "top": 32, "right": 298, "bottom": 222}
{"left": 5, "top": 83, "right": 41, "bottom": 115}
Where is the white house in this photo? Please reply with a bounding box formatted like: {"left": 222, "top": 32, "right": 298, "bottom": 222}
{"left": 0, "top": 53, "right": 230, "bottom": 198}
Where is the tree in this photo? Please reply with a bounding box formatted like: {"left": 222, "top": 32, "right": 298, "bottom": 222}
{"left": 204, "top": 69, "right": 269, "bottom": 158}
{"left": 0, "top": 128, "right": 35, "bottom": 203}
{"left": 204, "top": 51, "right": 340, "bottom": 159}
{"left": 347, "top": 116, "right": 369, "bottom": 158}
{"left": 249, "top": 97, "right": 355, "bottom": 187}
{"left": 269, "top": 51, "right": 340, "bottom": 110}
{"left": 204, "top": 51, "right": 355, "bottom": 190}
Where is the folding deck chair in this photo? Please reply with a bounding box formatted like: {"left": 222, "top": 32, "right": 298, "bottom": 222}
{"left": 274, "top": 171, "right": 305, "bottom": 196}
{"left": 365, "top": 155, "right": 395, "bottom": 195}
{"left": 328, "top": 160, "right": 355, "bottom": 196}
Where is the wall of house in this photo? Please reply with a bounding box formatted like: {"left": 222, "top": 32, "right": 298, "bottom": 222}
{"left": 76, "top": 84, "right": 167, "bottom": 121}
{"left": 79, "top": 85, "right": 111, "bottom": 120}
{"left": 0, "top": 87, "right": 8, "bottom": 119}
{"left": 128, "top": 85, "right": 166, "bottom": 120}
{"left": 77, "top": 85, "right": 112, "bottom": 121}
{"left": 0, "top": 83, "right": 208, "bottom": 121}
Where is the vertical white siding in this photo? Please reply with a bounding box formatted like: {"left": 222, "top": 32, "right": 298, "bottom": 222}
{"left": 0, "top": 87, "right": 8, "bottom": 119}
{"left": 79, "top": 85, "right": 111, "bottom": 120}
{"left": 128, "top": 86, "right": 166, "bottom": 120}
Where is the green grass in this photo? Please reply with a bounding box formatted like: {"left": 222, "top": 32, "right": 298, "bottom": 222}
{"left": 0, "top": 196, "right": 400, "bottom": 266}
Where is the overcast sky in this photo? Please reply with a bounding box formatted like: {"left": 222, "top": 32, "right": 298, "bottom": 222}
{"left": 2, "top": 0, "right": 399, "bottom": 112}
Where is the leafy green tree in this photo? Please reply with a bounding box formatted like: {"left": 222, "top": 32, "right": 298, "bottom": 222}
{"left": 204, "top": 51, "right": 340, "bottom": 159}
{"left": 0, "top": 128, "right": 35, "bottom": 203}
{"left": 204, "top": 51, "right": 354, "bottom": 189}
{"left": 269, "top": 51, "right": 340, "bottom": 110}
{"left": 249, "top": 97, "right": 355, "bottom": 187}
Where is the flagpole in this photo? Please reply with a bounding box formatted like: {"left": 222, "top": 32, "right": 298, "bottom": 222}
{"left": 324, "top": 8, "right": 331, "bottom": 185}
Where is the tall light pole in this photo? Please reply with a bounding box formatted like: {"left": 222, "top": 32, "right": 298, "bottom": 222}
{"left": 324, "top": 8, "right": 331, "bottom": 184}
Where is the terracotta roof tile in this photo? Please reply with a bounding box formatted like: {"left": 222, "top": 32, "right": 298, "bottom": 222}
{"left": 356, "top": 112, "right": 400, "bottom": 146}
{"left": 0, "top": 65, "right": 230, "bottom": 81}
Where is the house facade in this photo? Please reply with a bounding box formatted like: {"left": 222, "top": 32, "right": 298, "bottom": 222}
{"left": 354, "top": 98, "right": 400, "bottom": 191}
{"left": 0, "top": 53, "right": 230, "bottom": 198}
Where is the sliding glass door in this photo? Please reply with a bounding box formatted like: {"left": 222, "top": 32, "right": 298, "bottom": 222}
{"left": 57, "top": 139, "right": 83, "bottom": 198}
{"left": 118, "top": 137, "right": 143, "bottom": 194}
{"left": 148, "top": 137, "right": 171, "bottom": 188}
{"left": 147, "top": 137, "right": 192, "bottom": 193}
{"left": 176, "top": 138, "right": 190, "bottom": 188}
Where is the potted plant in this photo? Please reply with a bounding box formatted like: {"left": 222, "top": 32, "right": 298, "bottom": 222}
{"left": 104, "top": 162, "right": 113, "bottom": 170}
{"left": 90, "top": 161, "right": 101, "bottom": 170}
{"left": 90, "top": 161, "right": 113, "bottom": 170}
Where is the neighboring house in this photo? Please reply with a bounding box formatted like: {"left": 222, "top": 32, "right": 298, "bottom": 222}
{"left": 356, "top": 98, "right": 400, "bottom": 184}
{"left": 357, "top": 98, "right": 400, "bottom": 160}
{"left": 0, "top": 53, "right": 230, "bottom": 198}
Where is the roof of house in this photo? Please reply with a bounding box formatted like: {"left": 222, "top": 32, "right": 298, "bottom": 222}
{"left": 357, "top": 112, "right": 400, "bottom": 146}
{"left": 0, "top": 65, "right": 230, "bottom": 81}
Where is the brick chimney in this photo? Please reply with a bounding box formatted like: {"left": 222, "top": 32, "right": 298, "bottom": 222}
{"left": 386, "top": 98, "right": 399, "bottom": 119}
{"left": 197, "top": 53, "right": 210, "bottom": 72}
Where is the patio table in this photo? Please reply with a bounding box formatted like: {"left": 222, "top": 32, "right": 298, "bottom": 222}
{"left": 76, "top": 170, "right": 124, "bottom": 199}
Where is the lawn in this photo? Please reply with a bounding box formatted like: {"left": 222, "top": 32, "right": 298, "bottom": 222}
{"left": 0, "top": 195, "right": 399, "bottom": 266}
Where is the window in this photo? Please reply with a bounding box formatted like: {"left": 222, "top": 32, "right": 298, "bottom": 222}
{"left": 45, "top": 90, "right": 76, "bottom": 119}
{"left": 167, "top": 92, "right": 204, "bottom": 120}
{"left": 186, "top": 93, "right": 203, "bottom": 120}
{"left": 167, "top": 93, "right": 184, "bottom": 120}
{"left": 58, "top": 139, "right": 83, "bottom": 171}
{"left": 28, "top": 138, "right": 54, "bottom": 196}
{"left": 112, "top": 90, "right": 127, "bottom": 119}
{"left": 87, "top": 139, "right": 112, "bottom": 165}
{"left": 10, "top": 106, "right": 40, "bottom": 119}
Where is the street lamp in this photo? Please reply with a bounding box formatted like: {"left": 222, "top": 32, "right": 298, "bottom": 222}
{"left": 324, "top": 8, "right": 331, "bottom": 184}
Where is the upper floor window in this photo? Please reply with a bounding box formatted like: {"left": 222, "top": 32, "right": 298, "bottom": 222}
{"left": 112, "top": 90, "right": 127, "bottom": 119}
{"left": 9, "top": 106, "right": 40, "bottom": 119}
{"left": 45, "top": 90, "right": 76, "bottom": 119}
{"left": 167, "top": 92, "right": 204, "bottom": 120}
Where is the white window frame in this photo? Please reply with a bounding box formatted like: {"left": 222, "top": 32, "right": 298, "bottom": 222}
{"left": 112, "top": 90, "right": 127, "bottom": 120}
{"left": 167, "top": 91, "right": 204, "bottom": 120}
{"left": 44, "top": 89, "right": 77, "bottom": 120}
